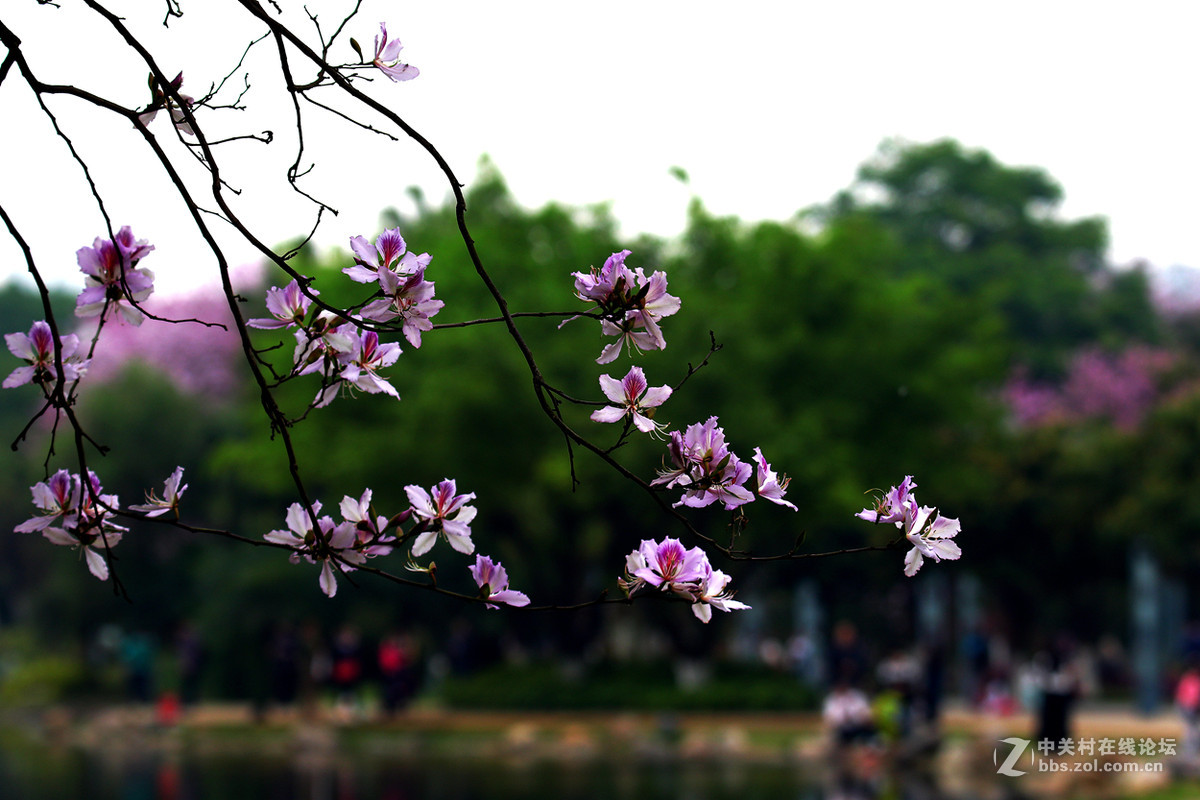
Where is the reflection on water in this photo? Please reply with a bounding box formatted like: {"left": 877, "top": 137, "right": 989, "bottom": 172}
{"left": 0, "top": 742, "right": 987, "bottom": 800}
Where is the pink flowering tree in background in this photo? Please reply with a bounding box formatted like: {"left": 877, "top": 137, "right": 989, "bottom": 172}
{"left": 0, "top": 2, "right": 961, "bottom": 619}
{"left": 1003, "top": 346, "right": 1181, "bottom": 431}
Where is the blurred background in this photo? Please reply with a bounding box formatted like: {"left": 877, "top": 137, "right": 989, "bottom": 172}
{"left": 3, "top": 139, "right": 1200, "bottom": 798}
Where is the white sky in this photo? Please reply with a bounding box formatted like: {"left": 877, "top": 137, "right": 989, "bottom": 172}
{"left": 2, "top": 0, "right": 1198, "bottom": 297}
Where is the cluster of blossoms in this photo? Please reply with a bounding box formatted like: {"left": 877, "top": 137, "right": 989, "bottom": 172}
{"left": 342, "top": 229, "right": 442, "bottom": 346}
{"left": 570, "top": 250, "right": 681, "bottom": 364}
{"left": 568, "top": 253, "right": 792, "bottom": 624}
{"left": 619, "top": 538, "right": 750, "bottom": 623}
{"left": 263, "top": 479, "right": 527, "bottom": 607}
{"left": 5, "top": 227, "right": 155, "bottom": 393}
{"left": 856, "top": 475, "right": 962, "bottom": 577}
{"left": 15, "top": 470, "right": 125, "bottom": 581}
{"left": 248, "top": 229, "right": 439, "bottom": 408}
{"left": 651, "top": 416, "right": 796, "bottom": 512}
{"left": 3, "top": 321, "right": 90, "bottom": 390}
{"left": 14, "top": 467, "right": 186, "bottom": 582}
{"left": 75, "top": 226, "right": 156, "bottom": 325}
{"left": 264, "top": 493, "right": 395, "bottom": 598}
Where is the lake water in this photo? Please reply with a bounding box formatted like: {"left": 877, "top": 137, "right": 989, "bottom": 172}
{"left": 2, "top": 751, "right": 823, "bottom": 800}
{"left": 0, "top": 742, "right": 986, "bottom": 800}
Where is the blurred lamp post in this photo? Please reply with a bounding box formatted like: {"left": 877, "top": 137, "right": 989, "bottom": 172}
{"left": 1131, "top": 542, "right": 1160, "bottom": 714}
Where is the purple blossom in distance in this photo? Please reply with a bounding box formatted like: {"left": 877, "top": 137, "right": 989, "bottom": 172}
{"left": 1004, "top": 347, "right": 1178, "bottom": 431}
{"left": 80, "top": 288, "right": 244, "bottom": 401}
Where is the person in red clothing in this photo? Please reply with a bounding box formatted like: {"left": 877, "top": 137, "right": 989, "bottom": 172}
{"left": 1178, "top": 655, "right": 1200, "bottom": 763}
{"left": 378, "top": 631, "right": 421, "bottom": 716}
{"left": 330, "top": 624, "right": 364, "bottom": 716}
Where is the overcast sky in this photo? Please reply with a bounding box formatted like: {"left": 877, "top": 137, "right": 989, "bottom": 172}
{"left": 2, "top": 0, "right": 1198, "bottom": 296}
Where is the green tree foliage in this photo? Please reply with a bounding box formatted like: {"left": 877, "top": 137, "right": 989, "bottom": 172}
{"left": 823, "top": 139, "right": 1160, "bottom": 374}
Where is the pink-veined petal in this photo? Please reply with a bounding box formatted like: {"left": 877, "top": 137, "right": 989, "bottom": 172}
{"left": 903, "top": 547, "right": 924, "bottom": 577}
{"left": 84, "top": 547, "right": 109, "bottom": 581}
{"left": 489, "top": 589, "right": 529, "bottom": 608}
{"left": 319, "top": 560, "right": 338, "bottom": 597}
{"left": 590, "top": 405, "right": 627, "bottom": 424}
{"left": 410, "top": 530, "right": 437, "bottom": 557}
{"left": 42, "top": 528, "right": 77, "bottom": 547}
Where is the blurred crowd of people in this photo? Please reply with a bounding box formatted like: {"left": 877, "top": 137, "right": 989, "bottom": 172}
{"left": 814, "top": 617, "right": 1200, "bottom": 769}
{"left": 262, "top": 622, "right": 425, "bottom": 719}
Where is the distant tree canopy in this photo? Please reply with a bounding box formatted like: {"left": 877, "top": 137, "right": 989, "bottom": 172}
{"left": 0, "top": 140, "right": 1187, "bottom": 691}
{"left": 822, "top": 138, "right": 1160, "bottom": 374}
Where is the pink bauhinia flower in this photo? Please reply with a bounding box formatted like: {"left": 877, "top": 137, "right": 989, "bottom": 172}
{"left": 360, "top": 266, "right": 443, "bottom": 348}
{"left": 631, "top": 537, "right": 709, "bottom": 593}
{"left": 264, "top": 501, "right": 368, "bottom": 597}
{"left": 18, "top": 470, "right": 126, "bottom": 581}
{"left": 689, "top": 565, "right": 751, "bottom": 623}
{"left": 901, "top": 504, "right": 962, "bottom": 577}
{"left": 334, "top": 330, "right": 402, "bottom": 401}
{"left": 406, "top": 479, "right": 477, "bottom": 556}
{"left": 344, "top": 229, "right": 428, "bottom": 282}
{"left": 75, "top": 226, "right": 155, "bottom": 325}
{"left": 573, "top": 250, "right": 636, "bottom": 305}
{"left": 752, "top": 447, "right": 796, "bottom": 510}
{"left": 247, "top": 280, "right": 316, "bottom": 330}
{"left": 568, "top": 251, "right": 682, "bottom": 364}
{"left": 339, "top": 489, "right": 394, "bottom": 555}
{"left": 652, "top": 416, "right": 754, "bottom": 510}
{"left": 15, "top": 469, "right": 77, "bottom": 534}
{"left": 4, "top": 321, "right": 89, "bottom": 389}
{"left": 371, "top": 24, "right": 419, "bottom": 82}
{"left": 590, "top": 366, "right": 672, "bottom": 435}
{"left": 294, "top": 313, "right": 357, "bottom": 368}
{"left": 130, "top": 466, "right": 188, "bottom": 518}
{"left": 617, "top": 539, "right": 750, "bottom": 622}
{"left": 856, "top": 475, "right": 917, "bottom": 525}
{"left": 470, "top": 555, "right": 530, "bottom": 609}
